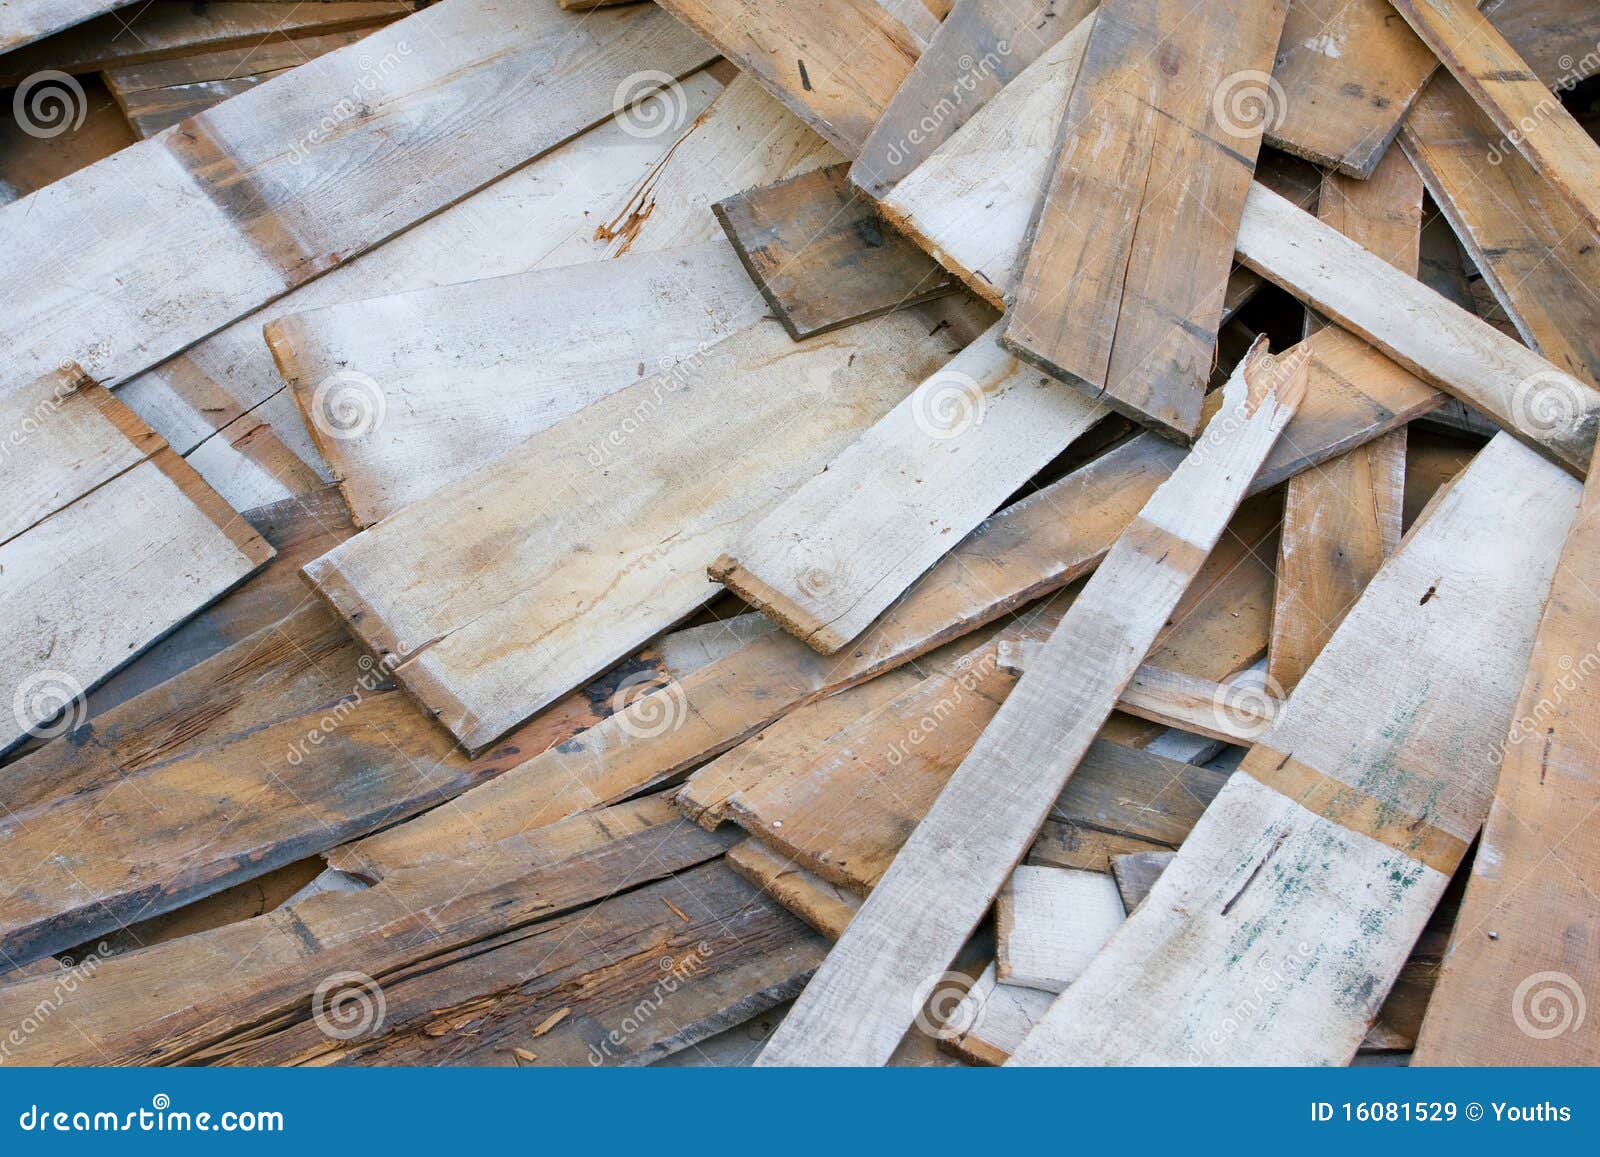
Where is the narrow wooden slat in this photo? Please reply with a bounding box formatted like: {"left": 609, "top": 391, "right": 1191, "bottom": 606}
{"left": 0, "top": 0, "right": 716, "bottom": 399}
{"left": 651, "top": 0, "right": 924, "bottom": 155}
{"left": 1010, "top": 433, "right": 1579, "bottom": 1065}
{"left": 712, "top": 321, "right": 1102, "bottom": 652}
{"left": 1391, "top": 0, "right": 1600, "bottom": 236}
{"left": 1000, "top": 0, "right": 1289, "bottom": 440}
{"left": 0, "top": 366, "right": 272, "bottom": 755}
{"left": 996, "top": 866, "right": 1124, "bottom": 992}
{"left": 1268, "top": 148, "right": 1422, "bottom": 693}
{"left": 0, "top": 0, "right": 128, "bottom": 54}
{"left": 727, "top": 840, "right": 862, "bottom": 940}
{"left": 1412, "top": 437, "right": 1600, "bottom": 1065}
{"left": 849, "top": 0, "right": 1091, "bottom": 196}
{"left": 712, "top": 163, "right": 958, "bottom": 339}
{"left": 305, "top": 299, "right": 991, "bottom": 754}
{"left": 1235, "top": 182, "right": 1600, "bottom": 475}
{"left": 755, "top": 340, "right": 1308, "bottom": 1065}
{"left": 1117, "top": 665, "right": 1278, "bottom": 745}
{"left": 1110, "top": 850, "right": 1175, "bottom": 912}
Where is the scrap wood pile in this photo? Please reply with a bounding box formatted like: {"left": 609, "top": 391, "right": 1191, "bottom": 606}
{"left": 0, "top": 0, "right": 1596, "bottom": 1067}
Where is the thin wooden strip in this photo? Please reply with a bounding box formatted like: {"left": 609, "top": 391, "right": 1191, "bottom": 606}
{"left": 1412, "top": 439, "right": 1600, "bottom": 1065}
{"left": 849, "top": 0, "right": 1091, "bottom": 196}
{"left": 1000, "top": 0, "right": 1289, "bottom": 441}
{"left": 335, "top": 326, "right": 1438, "bottom": 880}
{"left": 1010, "top": 433, "right": 1579, "bottom": 1065}
{"left": 712, "top": 162, "right": 958, "bottom": 339}
{"left": 1235, "top": 181, "right": 1600, "bottom": 475}
{"left": 996, "top": 866, "right": 1124, "bottom": 992}
{"left": 1, "top": 369, "right": 272, "bottom": 755}
{"left": 1117, "top": 665, "right": 1278, "bottom": 746}
{"left": 727, "top": 840, "right": 861, "bottom": 940}
{"left": 651, "top": 0, "right": 924, "bottom": 155}
{"left": 1110, "top": 850, "right": 1174, "bottom": 912}
{"left": 1401, "top": 73, "right": 1600, "bottom": 389}
{"left": 712, "top": 321, "right": 1103, "bottom": 653}
{"left": 305, "top": 299, "right": 992, "bottom": 754}
{"left": 755, "top": 340, "right": 1308, "bottom": 1065}
{"left": 0, "top": 0, "right": 716, "bottom": 399}
{"left": 270, "top": 241, "right": 766, "bottom": 527}
{"left": 1391, "top": 0, "right": 1600, "bottom": 236}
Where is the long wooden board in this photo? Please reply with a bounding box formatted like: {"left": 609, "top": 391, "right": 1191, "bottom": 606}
{"left": 269, "top": 241, "right": 766, "bottom": 527}
{"left": 0, "top": 0, "right": 128, "bottom": 55}
{"left": 712, "top": 321, "right": 1103, "bottom": 652}
{"left": 0, "top": 0, "right": 715, "bottom": 401}
{"left": 1010, "top": 434, "right": 1579, "bottom": 1064}
{"left": 1235, "top": 182, "right": 1600, "bottom": 475}
{"left": 306, "top": 299, "right": 991, "bottom": 754}
{"left": 333, "top": 327, "right": 1439, "bottom": 881}
{"left": 1000, "top": 0, "right": 1287, "bottom": 440}
{"left": 1411, "top": 438, "right": 1600, "bottom": 1065}
{"left": 1391, "top": 0, "right": 1600, "bottom": 236}
{"left": 755, "top": 340, "right": 1308, "bottom": 1065}
{"left": 0, "top": 366, "right": 271, "bottom": 755}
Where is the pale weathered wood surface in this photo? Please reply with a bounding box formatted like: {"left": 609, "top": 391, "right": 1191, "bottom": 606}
{"left": 0, "top": 0, "right": 715, "bottom": 402}
{"left": 270, "top": 241, "right": 765, "bottom": 527}
{"left": 1000, "top": 0, "right": 1289, "bottom": 440}
{"left": 712, "top": 322, "right": 1103, "bottom": 652}
{"left": 1011, "top": 434, "right": 1580, "bottom": 1065}
{"left": 1235, "top": 182, "right": 1600, "bottom": 475}
{"left": 996, "top": 866, "right": 1125, "bottom": 992}
{"left": 756, "top": 341, "right": 1307, "bottom": 1065}
{"left": 306, "top": 299, "right": 991, "bottom": 754}
{"left": 0, "top": 0, "right": 129, "bottom": 54}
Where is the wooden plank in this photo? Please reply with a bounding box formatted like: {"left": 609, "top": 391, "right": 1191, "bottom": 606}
{"left": 755, "top": 339, "right": 1309, "bottom": 1065}
{"left": 269, "top": 241, "right": 765, "bottom": 527}
{"left": 1401, "top": 73, "right": 1600, "bottom": 389}
{"left": 1117, "top": 664, "right": 1279, "bottom": 746}
{"left": 1110, "top": 850, "right": 1175, "bottom": 912}
{"left": 1489, "top": 0, "right": 1600, "bottom": 87}
{"left": 1235, "top": 181, "right": 1600, "bottom": 475}
{"left": 849, "top": 0, "right": 1091, "bottom": 196}
{"left": 1000, "top": 0, "right": 1289, "bottom": 441}
{"left": 1009, "top": 433, "right": 1579, "bottom": 1065}
{"left": 1268, "top": 147, "right": 1422, "bottom": 694}
{"left": 651, "top": 0, "right": 924, "bottom": 155}
{"left": 995, "top": 866, "right": 1124, "bottom": 992}
{"left": 1391, "top": 0, "right": 1600, "bottom": 236}
{"left": 712, "top": 321, "right": 1103, "bottom": 652}
{"left": 336, "top": 327, "right": 1438, "bottom": 880}
{"left": 0, "top": 2, "right": 412, "bottom": 83}
{"left": 0, "top": 0, "right": 716, "bottom": 400}
{"left": 0, "top": 0, "right": 134, "bottom": 55}
{"left": 1412, "top": 438, "right": 1600, "bottom": 1065}
{"left": 712, "top": 162, "right": 958, "bottom": 339}
{"left": 305, "top": 299, "right": 992, "bottom": 755}
{"left": 1266, "top": 0, "right": 1442, "bottom": 177}
{"left": 0, "top": 366, "right": 272, "bottom": 755}
{"left": 727, "top": 840, "right": 862, "bottom": 940}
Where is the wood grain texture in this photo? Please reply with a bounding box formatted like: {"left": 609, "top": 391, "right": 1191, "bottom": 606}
{"left": 337, "top": 327, "right": 1438, "bottom": 881}
{"left": 756, "top": 341, "right": 1307, "bottom": 1065}
{"left": 0, "top": 0, "right": 129, "bottom": 54}
{"left": 712, "top": 321, "right": 1103, "bottom": 652}
{"left": 727, "top": 839, "right": 862, "bottom": 939}
{"left": 1000, "top": 0, "right": 1289, "bottom": 440}
{"left": 712, "top": 162, "right": 957, "bottom": 339}
{"left": 996, "top": 866, "right": 1124, "bottom": 992}
{"left": 651, "top": 0, "right": 923, "bottom": 155}
{"left": 850, "top": 0, "right": 1092, "bottom": 196}
{"left": 1402, "top": 72, "right": 1600, "bottom": 390}
{"left": 270, "top": 241, "right": 766, "bottom": 527}
{"left": 1010, "top": 433, "right": 1580, "bottom": 1065}
{"left": 1412, "top": 436, "right": 1600, "bottom": 1066}
{"left": 1266, "top": 0, "right": 1441, "bottom": 177}
{"left": 305, "top": 299, "right": 991, "bottom": 754}
{"left": 1392, "top": 0, "right": 1600, "bottom": 236}
{"left": 1235, "top": 182, "right": 1600, "bottom": 475}
{"left": 1269, "top": 147, "right": 1422, "bottom": 693}
{"left": 0, "top": 0, "right": 715, "bottom": 401}
{"left": 1489, "top": 0, "right": 1600, "bottom": 88}
{"left": 0, "top": 366, "right": 272, "bottom": 755}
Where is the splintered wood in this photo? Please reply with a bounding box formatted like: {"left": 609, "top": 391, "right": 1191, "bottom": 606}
{"left": 4, "top": 0, "right": 1600, "bottom": 1074}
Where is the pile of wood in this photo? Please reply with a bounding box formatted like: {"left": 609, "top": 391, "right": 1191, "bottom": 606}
{"left": 1, "top": 0, "right": 1596, "bottom": 1067}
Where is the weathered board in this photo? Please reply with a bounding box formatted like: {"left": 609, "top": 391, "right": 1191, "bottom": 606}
{"left": 0, "top": 0, "right": 130, "bottom": 55}
{"left": 996, "top": 866, "right": 1125, "bottom": 992}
